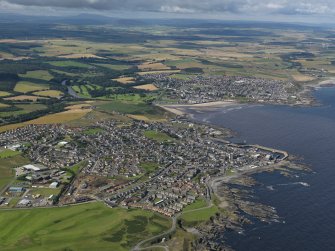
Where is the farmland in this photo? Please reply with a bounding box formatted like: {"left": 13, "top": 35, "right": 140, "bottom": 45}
{"left": 4, "top": 95, "right": 48, "bottom": 101}
{"left": 0, "top": 103, "right": 9, "bottom": 108}
{"left": 0, "top": 104, "right": 91, "bottom": 132}
{"left": 48, "top": 60, "right": 91, "bottom": 68}
{"left": 0, "top": 91, "right": 11, "bottom": 97}
{"left": 14, "top": 82, "right": 49, "bottom": 93}
{"left": 134, "top": 84, "right": 158, "bottom": 91}
{"left": 33, "top": 90, "right": 63, "bottom": 98}
{"left": 26, "top": 106, "right": 91, "bottom": 124}
{"left": 19, "top": 70, "right": 53, "bottom": 81}
{"left": 0, "top": 104, "right": 48, "bottom": 118}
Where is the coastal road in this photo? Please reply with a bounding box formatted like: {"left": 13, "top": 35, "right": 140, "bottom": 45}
{"left": 131, "top": 214, "right": 179, "bottom": 251}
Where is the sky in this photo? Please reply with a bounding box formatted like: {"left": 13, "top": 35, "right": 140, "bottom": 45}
{"left": 0, "top": 0, "right": 334, "bottom": 24}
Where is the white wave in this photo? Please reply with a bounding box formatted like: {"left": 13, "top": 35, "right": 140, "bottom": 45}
{"left": 277, "top": 182, "right": 310, "bottom": 187}
{"left": 266, "top": 185, "right": 275, "bottom": 191}
{"left": 295, "top": 182, "right": 310, "bottom": 187}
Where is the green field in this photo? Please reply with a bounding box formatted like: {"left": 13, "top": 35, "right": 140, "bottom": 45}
{"left": 95, "top": 63, "right": 131, "bottom": 71}
{"left": 0, "top": 202, "right": 171, "bottom": 251}
{"left": 69, "top": 161, "right": 88, "bottom": 175}
{"left": 103, "top": 94, "right": 155, "bottom": 103}
{"left": 48, "top": 61, "right": 91, "bottom": 68}
{"left": 139, "top": 162, "right": 159, "bottom": 173}
{"left": 143, "top": 130, "right": 174, "bottom": 143}
{"left": 183, "top": 198, "right": 207, "bottom": 212}
{"left": 0, "top": 104, "right": 48, "bottom": 118}
{"left": 30, "top": 187, "right": 61, "bottom": 197}
{"left": 0, "top": 155, "right": 29, "bottom": 191}
{"left": 181, "top": 205, "right": 218, "bottom": 225}
{"left": 170, "top": 74, "right": 192, "bottom": 80}
{"left": 14, "top": 82, "right": 49, "bottom": 93}
{"left": 83, "top": 128, "right": 104, "bottom": 135}
{"left": 96, "top": 100, "right": 161, "bottom": 115}
{"left": 19, "top": 70, "right": 53, "bottom": 81}
{"left": 72, "top": 85, "right": 91, "bottom": 98}
{"left": 50, "top": 69, "right": 78, "bottom": 77}
{"left": 0, "top": 149, "right": 21, "bottom": 159}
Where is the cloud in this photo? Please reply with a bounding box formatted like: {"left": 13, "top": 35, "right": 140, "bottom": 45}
{"left": 0, "top": 0, "right": 334, "bottom": 16}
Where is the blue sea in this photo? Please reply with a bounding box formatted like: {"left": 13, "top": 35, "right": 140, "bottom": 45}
{"left": 190, "top": 86, "right": 335, "bottom": 251}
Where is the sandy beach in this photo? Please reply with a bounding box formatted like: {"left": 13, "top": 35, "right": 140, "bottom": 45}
{"left": 312, "top": 78, "right": 335, "bottom": 88}
{"left": 158, "top": 100, "right": 239, "bottom": 115}
{"left": 158, "top": 100, "right": 239, "bottom": 116}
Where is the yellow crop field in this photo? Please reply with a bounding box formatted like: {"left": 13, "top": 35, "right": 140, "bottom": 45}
{"left": 292, "top": 73, "right": 316, "bottom": 82}
{"left": 138, "top": 70, "right": 181, "bottom": 75}
{"left": 128, "top": 114, "right": 166, "bottom": 122}
{"left": 138, "top": 62, "right": 170, "bottom": 71}
{"left": 28, "top": 103, "right": 92, "bottom": 124}
{"left": 65, "top": 103, "right": 92, "bottom": 110}
{"left": 113, "top": 77, "right": 136, "bottom": 84}
{"left": 0, "top": 123, "right": 25, "bottom": 133}
{"left": 4, "top": 95, "right": 48, "bottom": 101}
{"left": 134, "top": 84, "right": 158, "bottom": 91}
{"left": 33, "top": 90, "right": 64, "bottom": 98}
{"left": 0, "top": 103, "right": 9, "bottom": 108}
{"left": 0, "top": 91, "right": 11, "bottom": 97}
{"left": 27, "top": 109, "right": 91, "bottom": 124}
{"left": 0, "top": 103, "right": 92, "bottom": 132}
{"left": 14, "top": 81, "right": 49, "bottom": 93}
{"left": 0, "top": 51, "right": 14, "bottom": 59}
{"left": 59, "top": 53, "right": 104, "bottom": 59}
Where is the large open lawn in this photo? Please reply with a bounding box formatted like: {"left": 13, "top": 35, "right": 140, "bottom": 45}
{"left": 181, "top": 205, "right": 218, "bottom": 226}
{"left": 143, "top": 130, "right": 174, "bottom": 143}
{"left": 183, "top": 198, "right": 208, "bottom": 212}
{"left": 0, "top": 202, "right": 171, "bottom": 251}
{"left": 14, "top": 82, "right": 49, "bottom": 93}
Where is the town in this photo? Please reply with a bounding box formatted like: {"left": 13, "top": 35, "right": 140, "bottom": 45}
{"left": 145, "top": 74, "right": 311, "bottom": 105}
{"left": 0, "top": 117, "right": 286, "bottom": 216}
